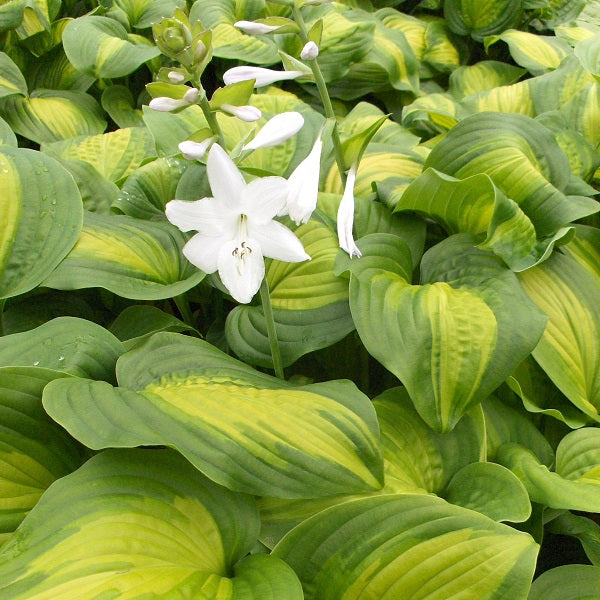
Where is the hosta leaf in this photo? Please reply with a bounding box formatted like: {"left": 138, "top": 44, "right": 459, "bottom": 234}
{"left": 0, "top": 148, "right": 83, "bottom": 300}
{"left": 0, "top": 90, "right": 106, "bottom": 144}
{"left": 0, "top": 317, "right": 123, "bottom": 382}
{"left": 43, "top": 127, "right": 156, "bottom": 183}
{"left": 459, "top": 79, "right": 535, "bottom": 118}
{"left": 226, "top": 220, "right": 353, "bottom": 368}
{"left": 114, "top": 0, "right": 185, "bottom": 29}
{"left": 62, "top": 15, "right": 160, "bottom": 79}
{"left": 497, "top": 431, "right": 600, "bottom": 511}
{"left": 425, "top": 112, "right": 598, "bottom": 236}
{"left": 101, "top": 84, "right": 144, "bottom": 129}
{"left": 273, "top": 494, "right": 538, "bottom": 600}
{"left": 401, "top": 93, "right": 458, "bottom": 136}
{"left": 444, "top": 462, "right": 531, "bottom": 522}
{"left": 0, "top": 367, "right": 85, "bottom": 546}
{"left": 562, "top": 224, "right": 600, "bottom": 280}
{"left": 396, "top": 168, "right": 573, "bottom": 271}
{"left": 518, "top": 251, "right": 600, "bottom": 421}
{"left": 444, "top": 0, "right": 522, "bottom": 40}
{"left": 43, "top": 211, "right": 205, "bottom": 300}
{"left": 0, "top": 449, "right": 303, "bottom": 599}
{"left": 485, "top": 30, "right": 572, "bottom": 75}
{"left": 0, "top": 116, "right": 16, "bottom": 148}
{"left": 529, "top": 565, "right": 600, "bottom": 600}
{"left": 574, "top": 33, "right": 600, "bottom": 78}
{"left": 42, "top": 332, "right": 384, "bottom": 498}
{"left": 0, "top": 52, "right": 27, "bottom": 98}
{"left": 336, "top": 233, "right": 546, "bottom": 432}
{"left": 547, "top": 512, "right": 600, "bottom": 565}
{"left": 449, "top": 60, "right": 526, "bottom": 99}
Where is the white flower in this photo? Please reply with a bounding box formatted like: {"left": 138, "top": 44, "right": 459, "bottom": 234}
{"left": 301, "top": 41, "right": 319, "bottom": 60}
{"left": 337, "top": 166, "right": 362, "bottom": 258}
{"left": 148, "top": 97, "right": 189, "bottom": 112}
{"left": 166, "top": 144, "right": 310, "bottom": 303}
{"left": 221, "top": 103, "right": 262, "bottom": 122}
{"left": 243, "top": 112, "right": 304, "bottom": 150}
{"left": 223, "top": 66, "right": 305, "bottom": 88}
{"left": 234, "top": 20, "right": 282, "bottom": 34}
{"left": 285, "top": 135, "right": 322, "bottom": 225}
{"left": 168, "top": 71, "right": 185, "bottom": 83}
{"left": 178, "top": 139, "right": 213, "bottom": 160}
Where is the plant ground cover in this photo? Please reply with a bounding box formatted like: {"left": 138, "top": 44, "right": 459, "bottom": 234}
{"left": 0, "top": 0, "right": 600, "bottom": 597}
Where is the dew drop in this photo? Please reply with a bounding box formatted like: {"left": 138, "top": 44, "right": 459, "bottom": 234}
{"left": 33, "top": 361, "right": 40, "bottom": 366}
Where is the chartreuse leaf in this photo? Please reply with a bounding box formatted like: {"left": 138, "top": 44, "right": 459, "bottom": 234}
{"left": 0, "top": 317, "right": 123, "bottom": 382}
{"left": 562, "top": 224, "right": 600, "bottom": 280}
{"left": 226, "top": 220, "right": 353, "bottom": 368}
{"left": 114, "top": 0, "right": 185, "bottom": 29}
{"left": 396, "top": 168, "right": 573, "bottom": 271}
{"left": 42, "top": 127, "right": 156, "bottom": 183}
{"left": 529, "top": 565, "right": 600, "bottom": 600}
{"left": 42, "top": 332, "right": 384, "bottom": 498}
{"left": 259, "top": 387, "right": 485, "bottom": 547}
{"left": 425, "top": 112, "right": 598, "bottom": 237}
{"left": 547, "top": 512, "right": 600, "bottom": 565}
{"left": 401, "top": 93, "right": 458, "bottom": 136}
{"left": 42, "top": 211, "right": 205, "bottom": 300}
{"left": 0, "top": 449, "right": 303, "bottom": 599}
{"left": 485, "top": 30, "right": 572, "bottom": 75}
{"left": 449, "top": 60, "right": 526, "bottom": 98}
{"left": 518, "top": 251, "right": 600, "bottom": 422}
{"left": 444, "top": 0, "right": 522, "bottom": 40}
{"left": 0, "top": 148, "right": 83, "bottom": 300}
{"left": 497, "top": 428, "right": 600, "bottom": 511}
{"left": 335, "top": 233, "right": 546, "bottom": 432}
{"left": 273, "top": 494, "right": 538, "bottom": 600}
{"left": 0, "top": 367, "right": 85, "bottom": 546}
{"left": 62, "top": 15, "right": 160, "bottom": 78}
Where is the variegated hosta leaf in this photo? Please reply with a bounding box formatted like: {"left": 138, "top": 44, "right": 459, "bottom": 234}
{"left": 42, "top": 332, "right": 384, "bottom": 498}
{"left": 518, "top": 250, "right": 600, "bottom": 422}
{"left": 23, "top": 47, "right": 95, "bottom": 92}
{"left": 529, "top": 565, "right": 600, "bottom": 600}
{"left": 497, "top": 429, "right": 600, "bottom": 511}
{"left": 0, "top": 51, "right": 27, "bottom": 98}
{"left": 401, "top": 93, "right": 458, "bottom": 136}
{"left": 0, "top": 367, "right": 86, "bottom": 547}
{"left": 396, "top": 168, "right": 573, "bottom": 271}
{"left": 101, "top": 85, "right": 144, "bottom": 129}
{"left": 273, "top": 494, "right": 538, "bottom": 600}
{"left": 42, "top": 127, "right": 156, "bottom": 183}
{"left": 0, "top": 148, "right": 83, "bottom": 300}
{"left": 0, "top": 116, "right": 16, "bottom": 147}
{"left": 0, "top": 90, "right": 106, "bottom": 144}
{"left": 0, "top": 317, "right": 123, "bottom": 382}
{"left": 449, "top": 60, "right": 526, "bottom": 99}
{"left": 189, "top": 0, "right": 280, "bottom": 65}
{"left": 0, "top": 449, "right": 303, "bottom": 599}
{"left": 259, "top": 387, "right": 485, "bottom": 547}
{"left": 335, "top": 233, "right": 546, "bottom": 432}
{"left": 42, "top": 211, "right": 205, "bottom": 300}
{"left": 485, "top": 30, "right": 572, "bottom": 76}
{"left": 425, "top": 112, "right": 599, "bottom": 237}
{"left": 62, "top": 15, "right": 160, "bottom": 78}
{"left": 574, "top": 33, "right": 600, "bottom": 79}
{"left": 226, "top": 220, "right": 353, "bottom": 368}
{"left": 114, "top": 0, "right": 185, "bottom": 29}
{"left": 444, "top": 0, "right": 522, "bottom": 40}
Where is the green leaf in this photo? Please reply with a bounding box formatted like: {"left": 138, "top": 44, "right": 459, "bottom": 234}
{"left": 0, "top": 52, "right": 27, "bottom": 98}
{"left": 101, "top": 84, "right": 144, "bottom": 129}
{"left": 42, "top": 333, "right": 384, "bottom": 498}
{"left": 114, "top": 0, "right": 186, "bottom": 29}
{"left": 42, "top": 127, "right": 157, "bottom": 183}
{"left": 574, "top": 33, "right": 600, "bottom": 78}
{"left": 0, "top": 317, "right": 123, "bottom": 382}
{"left": 0, "top": 116, "right": 16, "bottom": 148}
{"left": 42, "top": 211, "right": 206, "bottom": 301}
{"left": 62, "top": 15, "right": 161, "bottom": 79}
{"left": 547, "top": 512, "right": 600, "bottom": 566}
{"left": 444, "top": 0, "right": 522, "bottom": 40}
{"left": 449, "top": 60, "right": 526, "bottom": 99}
{"left": 336, "top": 233, "right": 546, "bottom": 432}
{"left": 0, "top": 148, "right": 83, "bottom": 300}
{"left": 529, "top": 565, "right": 600, "bottom": 599}
{"left": 273, "top": 494, "right": 538, "bottom": 599}
{"left": 444, "top": 462, "right": 531, "bottom": 522}
{"left": 518, "top": 251, "right": 600, "bottom": 422}
{"left": 0, "top": 448, "right": 303, "bottom": 599}
{"left": 341, "top": 113, "right": 389, "bottom": 170}
{"left": 0, "top": 367, "right": 85, "bottom": 546}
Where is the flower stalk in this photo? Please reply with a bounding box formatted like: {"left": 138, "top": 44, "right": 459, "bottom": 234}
{"left": 260, "top": 278, "right": 285, "bottom": 380}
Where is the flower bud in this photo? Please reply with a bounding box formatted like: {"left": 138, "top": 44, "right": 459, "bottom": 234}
{"left": 223, "top": 66, "right": 305, "bottom": 88}
{"left": 149, "top": 97, "right": 188, "bottom": 112}
{"left": 300, "top": 41, "right": 319, "bottom": 60}
{"left": 243, "top": 112, "right": 304, "bottom": 150}
{"left": 178, "top": 139, "right": 213, "bottom": 160}
{"left": 183, "top": 87, "right": 200, "bottom": 103}
{"left": 221, "top": 104, "right": 262, "bottom": 122}
{"left": 234, "top": 20, "right": 282, "bottom": 34}
{"left": 168, "top": 71, "right": 185, "bottom": 83}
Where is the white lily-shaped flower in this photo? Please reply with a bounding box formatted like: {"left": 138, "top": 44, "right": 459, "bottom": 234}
{"left": 284, "top": 134, "right": 322, "bottom": 225}
{"left": 243, "top": 112, "right": 304, "bottom": 151}
{"left": 223, "top": 66, "right": 305, "bottom": 88}
{"left": 337, "top": 166, "right": 362, "bottom": 258}
{"left": 165, "top": 144, "right": 310, "bottom": 303}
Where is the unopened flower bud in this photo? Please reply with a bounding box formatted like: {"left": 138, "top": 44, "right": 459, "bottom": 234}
{"left": 243, "top": 112, "right": 304, "bottom": 150}
{"left": 149, "top": 97, "right": 188, "bottom": 112}
{"left": 234, "top": 20, "right": 281, "bottom": 34}
{"left": 183, "top": 87, "right": 200, "bottom": 103}
{"left": 223, "top": 66, "right": 305, "bottom": 88}
{"left": 178, "top": 139, "right": 213, "bottom": 160}
{"left": 168, "top": 71, "right": 185, "bottom": 83}
{"left": 221, "top": 104, "right": 262, "bottom": 122}
{"left": 301, "top": 41, "right": 319, "bottom": 60}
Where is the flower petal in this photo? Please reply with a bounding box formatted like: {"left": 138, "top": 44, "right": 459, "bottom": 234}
{"left": 182, "top": 233, "right": 225, "bottom": 273}
{"left": 285, "top": 136, "right": 322, "bottom": 225}
{"left": 218, "top": 238, "right": 265, "bottom": 304}
{"left": 242, "top": 176, "right": 288, "bottom": 223}
{"left": 206, "top": 144, "right": 247, "bottom": 211}
{"left": 243, "top": 112, "right": 305, "bottom": 150}
{"left": 250, "top": 220, "right": 311, "bottom": 263}
{"left": 337, "top": 167, "right": 362, "bottom": 258}
{"left": 166, "top": 198, "right": 237, "bottom": 236}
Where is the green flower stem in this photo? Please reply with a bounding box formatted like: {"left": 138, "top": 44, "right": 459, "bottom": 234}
{"left": 174, "top": 294, "right": 195, "bottom": 328}
{"left": 0, "top": 299, "right": 4, "bottom": 337}
{"left": 198, "top": 92, "right": 226, "bottom": 147}
{"left": 259, "top": 278, "right": 285, "bottom": 380}
{"left": 292, "top": 3, "right": 346, "bottom": 185}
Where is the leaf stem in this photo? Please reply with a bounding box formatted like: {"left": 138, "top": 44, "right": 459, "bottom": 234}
{"left": 259, "top": 278, "right": 285, "bottom": 380}
{"left": 292, "top": 3, "right": 346, "bottom": 184}
{"left": 198, "top": 90, "right": 226, "bottom": 147}
{"left": 174, "top": 294, "right": 195, "bottom": 328}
